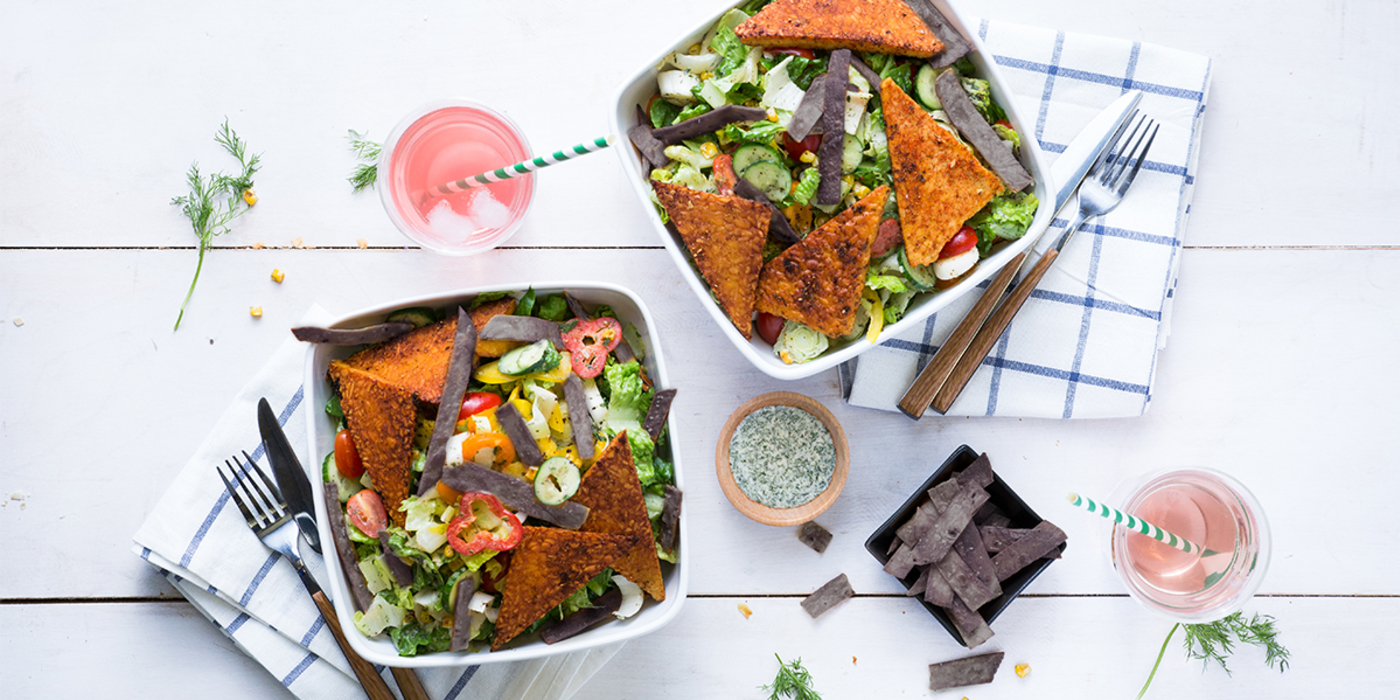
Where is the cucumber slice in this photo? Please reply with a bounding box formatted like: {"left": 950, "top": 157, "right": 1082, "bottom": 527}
{"left": 915, "top": 65, "right": 942, "bottom": 110}
{"left": 386, "top": 306, "right": 440, "bottom": 328}
{"left": 899, "top": 246, "right": 938, "bottom": 291}
{"left": 533, "top": 456, "right": 581, "bottom": 506}
{"left": 741, "top": 161, "right": 793, "bottom": 201}
{"left": 842, "top": 134, "right": 865, "bottom": 173}
{"left": 323, "top": 453, "right": 360, "bottom": 503}
{"left": 498, "top": 339, "right": 560, "bottom": 376}
{"left": 732, "top": 144, "right": 784, "bottom": 175}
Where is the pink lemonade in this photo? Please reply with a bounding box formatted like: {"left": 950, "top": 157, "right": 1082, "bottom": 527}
{"left": 1112, "top": 469, "right": 1270, "bottom": 622}
{"left": 379, "top": 102, "right": 534, "bottom": 255}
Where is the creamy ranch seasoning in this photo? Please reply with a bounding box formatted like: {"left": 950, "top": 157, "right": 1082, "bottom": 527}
{"left": 729, "top": 405, "right": 835, "bottom": 508}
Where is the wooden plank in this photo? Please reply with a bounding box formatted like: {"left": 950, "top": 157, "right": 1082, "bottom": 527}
{"left": 1, "top": 249, "right": 1399, "bottom": 598}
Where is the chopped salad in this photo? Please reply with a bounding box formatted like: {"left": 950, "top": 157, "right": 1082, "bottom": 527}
{"left": 640, "top": 0, "right": 1039, "bottom": 363}
{"left": 321, "top": 290, "right": 678, "bottom": 656}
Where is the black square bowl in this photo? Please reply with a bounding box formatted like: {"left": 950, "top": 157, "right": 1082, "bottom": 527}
{"left": 864, "top": 445, "right": 1066, "bottom": 646}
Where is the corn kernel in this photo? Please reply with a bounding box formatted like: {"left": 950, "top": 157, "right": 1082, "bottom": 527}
{"left": 250, "top": 306, "right": 263, "bottom": 318}
{"left": 699, "top": 142, "right": 720, "bottom": 159}
{"left": 700, "top": 71, "right": 714, "bottom": 80}
{"left": 687, "top": 43, "right": 702, "bottom": 55}
{"left": 799, "top": 151, "right": 817, "bottom": 164}
{"left": 356, "top": 238, "right": 369, "bottom": 249}
{"left": 1015, "top": 663, "right": 1030, "bottom": 678}
{"left": 271, "top": 269, "right": 285, "bottom": 283}
{"left": 766, "top": 108, "right": 779, "bottom": 122}
{"left": 843, "top": 174, "right": 854, "bottom": 187}
{"left": 737, "top": 603, "right": 753, "bottom": 619}
{"left": 242, "top": 188, "right": 258, "bottom": 206}
{"left": 853, "top": 183, "right": 871, "bottom": 199}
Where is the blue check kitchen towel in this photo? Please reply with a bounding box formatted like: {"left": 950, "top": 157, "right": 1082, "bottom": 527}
{"left": 132, "top": 307, "right": 621, "bottom": 700}
{"left": 843, "top": 19, "right": 1212, "bottom": 418}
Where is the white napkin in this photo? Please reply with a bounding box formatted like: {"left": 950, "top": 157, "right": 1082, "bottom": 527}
{"left": 843, "top": 19, "right": 1213, "bottom": 418}
{"left": 132, "top": 307, "right": 621, "bottom": 700}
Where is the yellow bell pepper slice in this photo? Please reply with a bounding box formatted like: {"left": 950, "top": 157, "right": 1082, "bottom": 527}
{"left": 864, "top": 289, "right": 884, "bottom": 343}
{"left": 473, "top": 352, "right": 573, "bottom": 385}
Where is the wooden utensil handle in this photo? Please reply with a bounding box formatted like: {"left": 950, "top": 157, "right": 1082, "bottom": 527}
{"left": 391, "top": 667, "right": 432, "bottom": 700}
{"left": 897, "top": 253, "right": 1027, "bottom": 419}
{"left": 311, "top": 591, "right": 398, "bottom": 700}
{"left": 931, "top": 249, "right": 1060, "bottom": 414}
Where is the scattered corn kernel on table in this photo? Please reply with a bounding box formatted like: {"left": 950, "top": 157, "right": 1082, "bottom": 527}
{"left": 2, "top": 0, "right": 1397, "bottom": 697}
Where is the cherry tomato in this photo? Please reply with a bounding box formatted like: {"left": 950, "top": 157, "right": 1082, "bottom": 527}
{"left": 995, "top": 119, "right": 1013, "bottom": 130}
{"left": 769, "top": 47, "right": 816, "bottom": 60}
{"left": 756, "top": 312, "right": 785, "bottom": 345}
{"left": 458, "top": 392, "right": 502, "bottom": 421}
{"left": 334, "top": 430, "right": 364, "bottom": 478}
{"left": 713, "top": 153, "right": 738, "bottom": 196}
{"left": 782, "top": 133, "right": 822, "bottom": 160}
{"left": 346, "top": 489, "right": 387, "bottom": 537}
{"left": 872, "top": 219, "right": 904, "bottom": 258}
{"left": 480, "top": 551, "right": 512, "bottom": 594}
{"left": 561, "top": 317, "right": 623, "bottom": 378}
{"left": 938, "top": 226, "right": 979, "bottom": 260}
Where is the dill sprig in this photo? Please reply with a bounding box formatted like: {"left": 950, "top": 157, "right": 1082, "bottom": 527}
{"left": 347, "top": 130, "right": 381, "bottom": 193}
{"left": 762, "top": 654, "right": 822, "bottom": 700}
{"left": 170, "top": 120, "right": 260, "bottom": 330}
{"left": 1137, "top": 612, "right": 1289, "bottom": 699}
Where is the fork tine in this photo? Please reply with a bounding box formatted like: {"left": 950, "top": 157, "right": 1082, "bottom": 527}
{"left": 227, "top": 457, "right": 271, "bottom": 528}
{"left": 217, "top": 463, "right": 260, "bottom": 529}
{"left": 1091, "top": 108, "right": 1138, "bottom": 176}
{"left": 233, "top": 453, "right": 282, "bottom": 521}
{"left": 1101, "top": 115, "right": 1147, "bottom": 185}
{"left": 1115, "top": 122, "right": 1160, "bottom": 195}
{"left": 243, "top": 449, "right": 286, "bottom": 509}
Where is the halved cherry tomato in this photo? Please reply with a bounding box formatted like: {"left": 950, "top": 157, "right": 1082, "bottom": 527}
{"left": 346, "top": 489, "right": 387, "bottom": 537}
{"left": 938, "top": 226, "right": 979, "bottom": 260}
{"left": 782, "top": 133, "right": 822, "bottom": 160}
{"left": 445, "top": 491, "right": 523, "bottom": 556}
{"left": 561, "top": 317, "right": 623, "bottom": 378}
{"left": 770, "top": 47, "right": 816, "bottom": 60}
{"left": 713, "top": 153, "right": 738, "bottom": 196}
{"left": 436, "top": 481, "right": 463, "bottom": 503}
{"left": 458, "top": 392, "right": 502, "bottom": 421}
{"left": 334, "top": 430, "right": 364, "bottom": 478}
{"left": 480, "top": 551, "right": 512, "bottom": 594}
{"left": 459, "top": 432, "right": 515, "bottom": 467}
{"left": 756, "top": 312, "right": 785, "bottom": 345}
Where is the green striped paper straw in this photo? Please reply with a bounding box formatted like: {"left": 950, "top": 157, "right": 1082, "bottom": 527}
{"left": 430, "top": 135, "right": 613, "bottom": 196}
{"left": 1067, "top": 492, "right": 1211, "bottom": 556}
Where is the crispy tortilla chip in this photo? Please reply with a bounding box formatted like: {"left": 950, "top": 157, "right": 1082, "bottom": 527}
{"left": 755, "top": 185, "right": 887, "bottom": 337}
{"left": 572, "top": 433, "right": 666, "bottom": 601}
{"left": 343, "top": 316, "right": 457, "bottom": 405}
{"left": 491, "top": 527, "right": 637, "bottom": 650}
{"left": 470, "top": 296, "right": 522, "bottom": 358}
{"left": 327, "top": 361, "right": 416, "bottom": 527}
{"left": 735, "top": 0, "right": 943, "bottom": 57}
{"left": 653, "top": 181, "right": 769, "bottom": 339}
{"left": 883, "top": 79, "right": 1002, "bottom": 267}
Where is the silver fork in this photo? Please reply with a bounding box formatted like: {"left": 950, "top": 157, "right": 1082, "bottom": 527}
{"left": 899, "top": 111, "right": 1160, "bottom": 417}
{"left": 217, "top": 452, "right": 400, "bottom": 700}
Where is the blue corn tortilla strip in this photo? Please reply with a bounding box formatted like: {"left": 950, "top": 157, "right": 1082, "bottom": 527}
{"left": 816, "top": 49, "right": 851, "bottom": 206}
{"left": 944, "top": 595, "right": 994, "bottom": 648}
{"left": 733, "top": 178, "right": 802, "bottom": 244}
{"left": 660, "top": 485, "right": 682, "bottom": 551}
{"left": 562, "top": 374, "right": 596, "bottom": 461}
{"left": 479, "top": 315, "right": 563, "bottom": 349}
{"left": 379, "top": 531, "right": 414, "bottom": 588}
{"left": 801, "top": 572, "right": 855, "bottom": 618}
{"left": 937, "top": 530, "right": 1000, "bottom": 611}
{"left": 849, "top": 54, "right": 882, "bottom": 94}
{"left": 902, "top": 0, "right": 973, "bottom": 69}
{"left": 291, "top": 321, "right": 414, "bottom": 345}
{"left": 420, "top": 307, "right": 477, "bottom": 496}
{"left": 952, "top": 518, "right": 1001, "bottom": 596}
{"left": 642, "top": 388, "right": 678, "bottom": 442}
{"left": 797, "top": 520, "right": 833, "bottom": 554}
{"left": 991, "top": 519, "right": 1067, "bottom": 581}
{"left": 979, "top": 525, "right": 1027, "bottom": 553}
{"left": 933, "top": 68, "right": 1033, "bottom": 192}
{"left": 905, "top": 565, "right": 929, "bottom": 597}
{"left": 441, "top": 463, "right": 589, "bottom": 529}
{"left": 928, "top": 651, "right": 1004, "bottom": 690}
{"left": 449, "top": 574, "right": 480, "bottom": 652}
{"left": 956, "top": 453, "right": 994, "bottom": 489}
{"left": 923, "top": 565, "right": 955, "bottom": 607}
{"left": 323, "top": 482, "right": 374, "bottom": 613}
{"left": 786, "top": 74, "right": 828, "bottom": 141}
{"left": 540, "top": 588, "right": 624, "bottom": 645}
{"left": 909, "top": 484, "right": 989, "bottom": 566}
{"left": 651, "top": 104, "right": 769, "bottom": 145}
{"left": 630, "top": 105, "right": 671, "bottom": 170}
{"left": 496, "top": 402, "right": 545, "bottom": 467}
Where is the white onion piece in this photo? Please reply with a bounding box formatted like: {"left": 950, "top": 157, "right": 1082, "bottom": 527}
{"left": 612, "top": 575, "right": 644, "bottom": 619}
{"left": 933, "top": 247, "right": 979, "bottom": 281}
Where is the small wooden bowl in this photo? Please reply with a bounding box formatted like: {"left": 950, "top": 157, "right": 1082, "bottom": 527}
{"left": 715, "top": 392, "right": 850, "bottom": 527}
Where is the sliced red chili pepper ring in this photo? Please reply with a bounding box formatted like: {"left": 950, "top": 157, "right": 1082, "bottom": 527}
{"left": 445, "top": 491, "right": 524, "bottom": 556}
{"left": 560, "top": 317, "right": 623, "bottom": 378}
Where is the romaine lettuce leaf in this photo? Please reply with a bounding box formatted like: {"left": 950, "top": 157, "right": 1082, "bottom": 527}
{"left": 969, "top": 192, "right": 1039, "bottom": 255}
{"left": 602, "top": 360, "right": 654, "bottom": 437}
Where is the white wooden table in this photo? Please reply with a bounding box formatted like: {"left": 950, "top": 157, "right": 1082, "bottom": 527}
{"left": 3, "top": 0, "right": 1397, "bottom": 697}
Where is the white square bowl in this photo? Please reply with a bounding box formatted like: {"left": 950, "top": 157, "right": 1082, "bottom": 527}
{"left": 303, "top": 281, "right": 689, "bottom": 667}
{"left": 609, "top": 0, "right": 1055, "bottom": 380}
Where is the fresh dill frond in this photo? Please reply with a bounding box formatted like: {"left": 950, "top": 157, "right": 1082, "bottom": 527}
{"left": 1183, "top": 611, "right": 1290, "bottom": 674}
{"left": 170, "top": 119, "right": 260, "bottom": 330}
{"left": 347, "top": 129, "right": 381, "bottom": 193}
{"left": 762, "top": 654, "right": 822, "bottom": 700}
{"left": 1137, "top": 612, "right": 1289, "bottom": 699}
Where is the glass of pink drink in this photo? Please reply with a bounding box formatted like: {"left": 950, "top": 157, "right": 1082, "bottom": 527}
{"left": 379, "top": 100, "right": 535, "bottom": 255}
{"left": 1111, "top": 469, "right": 1270, "bottom": 622}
